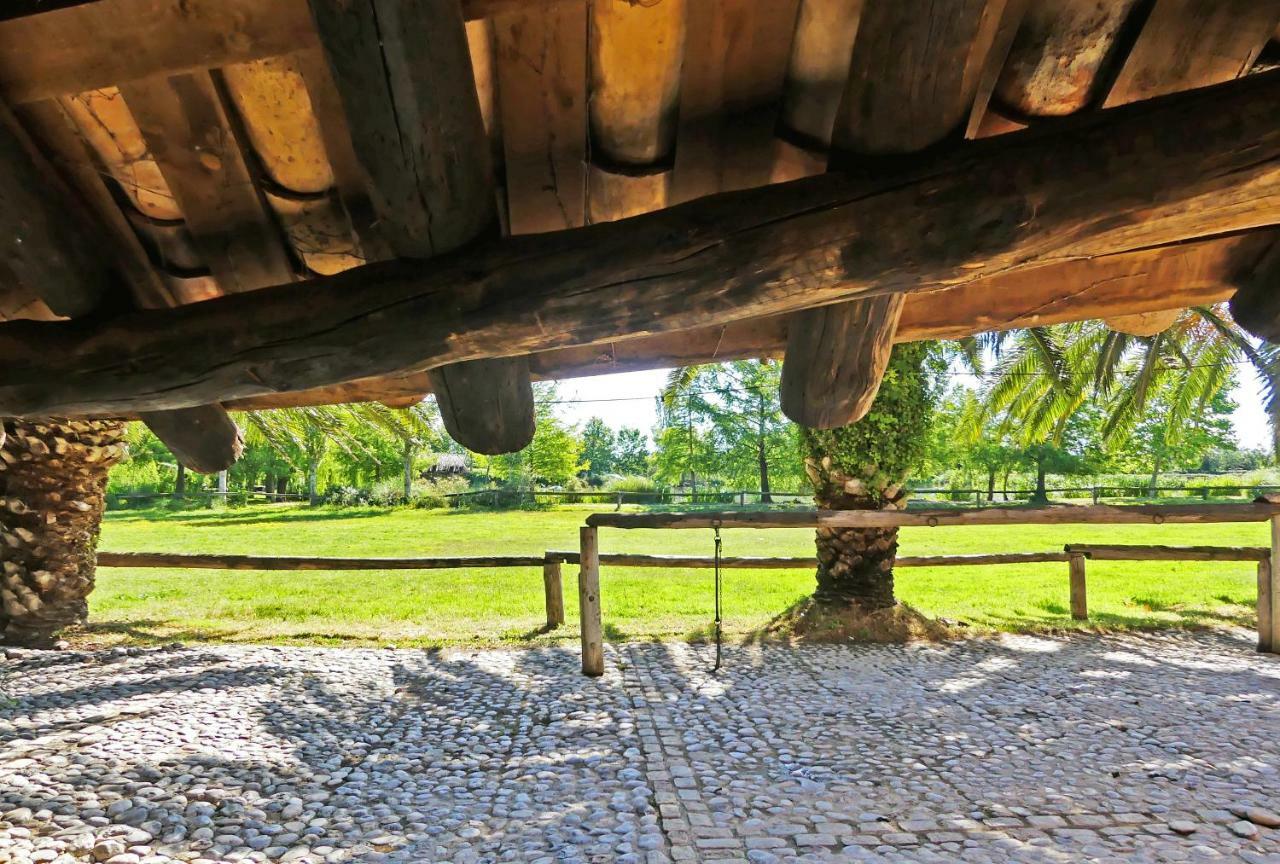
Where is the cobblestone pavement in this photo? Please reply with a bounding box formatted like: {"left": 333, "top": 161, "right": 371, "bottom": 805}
{"left": 2, "top": 631, "right": 1278, "bottom": 863}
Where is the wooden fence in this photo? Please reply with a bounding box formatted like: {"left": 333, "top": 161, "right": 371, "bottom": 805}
{"left": 577, "top": 503, "right": 1280, "bottom": 675}
{"left": 99, "top": 501, "right": 1280, "bottom": 676}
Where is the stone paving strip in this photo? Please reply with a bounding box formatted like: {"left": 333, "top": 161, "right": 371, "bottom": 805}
{"left": 0, "top": 631, "right": 1277, "bottom": 863}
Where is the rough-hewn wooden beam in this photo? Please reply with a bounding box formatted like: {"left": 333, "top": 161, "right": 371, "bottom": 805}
{"left": 781, "top": 294, "right": 904, "bottom": 428}
{"left": 782, "top": 0, "right": 1010, "bottom": 428}
{"left": 1229, "top": 239, "right": 1280, "bottom": 343}
{"left": 0, "top": 101, "right": 242, "bottom": 471}
{"left": 138, "top": 405, "right": 244, "bottom": 474}
{"left": 1, "top": 71, "right": 1278, "bottom": 417}
{"left": 223, "top": 231, "right": 1258, "bottom": 410}
{"left": 309, "top": 0, "right": 534, "bottom": 454}
{"left": 0, "top": 101, "right": 112, "bottom": 317}
{"left": 0, "top": 0, "right": 586, "bottom": 105}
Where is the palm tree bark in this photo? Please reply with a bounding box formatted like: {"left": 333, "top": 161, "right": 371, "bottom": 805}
{"left": 0, "top": 419, "right": 126, "bottom": 646}
{"left": 800, "top": 343, "right": 934, "bottom": 610}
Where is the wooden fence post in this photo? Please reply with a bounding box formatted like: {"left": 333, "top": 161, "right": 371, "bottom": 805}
{"left": 1270, "top": 514, "right": 1280, "bottom": 652}
{"left": 1068, "top": 552, "right": 1088, "bottom": 620}
{"left": 543, "top": 556, "right": 565, "bottom": 629}
{"left": 1258, "top": 553, "right": 1274, "bottom": 653}
{"left": 578, "top": 526, "right": 604, "bottom": 676}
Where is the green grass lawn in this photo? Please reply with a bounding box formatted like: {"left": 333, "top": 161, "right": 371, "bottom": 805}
{"left": 90, "top": 504, "right": 1267, "bottom": 647}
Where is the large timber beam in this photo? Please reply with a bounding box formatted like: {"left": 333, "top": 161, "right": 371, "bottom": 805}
{"left": 0, "top": 71, "right": 1277, "bottom": 417}
{"left": 0, "top": 101, "right": 242, "bottom": 470}
{"left": 780, "top": 0, "right": 1021, "bottom": 428}
{"left": 309, "top": 0, "right": 534, "bottom": 454}
{"left": 223, "top": 229, "right": 1257, "bottom": 410}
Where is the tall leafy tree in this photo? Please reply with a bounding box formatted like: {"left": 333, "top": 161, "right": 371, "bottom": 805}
{"left": 613, "top": 427, "right": 650, "bottom": 476}
{"left": 579, "top": 418, "right": 616, "bottom": 482}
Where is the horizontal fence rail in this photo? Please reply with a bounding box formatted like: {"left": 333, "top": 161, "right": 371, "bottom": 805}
{"left": 586, "top": 503, "right": 1280, "bottom": 530}
{"left": 96, "top": 552, "right": 546, "bottom": 570}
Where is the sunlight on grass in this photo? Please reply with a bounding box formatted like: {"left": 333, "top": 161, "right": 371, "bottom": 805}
{"left": 87, "top": 504, "right": 1266, "bottom": 647}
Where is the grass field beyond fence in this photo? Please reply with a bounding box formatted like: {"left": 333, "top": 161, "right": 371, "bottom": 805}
{"left": 90, "top": 505, "right": 1268, "bottom": 647}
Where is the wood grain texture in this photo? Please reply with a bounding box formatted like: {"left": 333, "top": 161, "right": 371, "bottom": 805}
{"left": 493, "top": 2, "right": 588, "bottom": 233}
{"left": 547, "top": 550, "right": 1073, "bottom": 567}
{"left": 578, "top": 526, "right": 603, "bottom": 677}
{"left": 0, "top": 100, "right": 113, "bottom": 317}
{"left": 429, "top": 357, "right": 535, "bottom": 454}
{"left": 137, "top": 405, "right": 244, "bottom": 474}
{"left": 1260, "top": 556, "right": 1274, "bottom": 653}
{"left": 1229, "top": 238, "right": 1280, "bottom": 342}
{"left": 542, "top": 558, "right": 564, "bottom": 627}
{"left": 670, "top": 0, "right": 801, "bottom": 203}
{"left": 781, "top": 294, "right": 904, "bottom": 428}
{"left": 2, "top": 71, "right": 1278, "bottom": 416}
{"left": 1104, "top": 0, "right": 1280, "bottom": 107}
{"left": 779, "top": 0, "right": 864, "bottom": 147}
{"left": 310, "top": 0, "right": 532, "bottom": 454}
{"left": 785, "top": 0, "right": 1016, "bottom": 430}
{"left": 307, "top": 0, "right": 497, "bottom": 256}
{"left": 0, "top": 0, "right": 592, "bottom": 106}
{"left": 119, "top": 72, "right": 297, "bottom": 293}
{"left": 995, "top": 0, "right": 1142, "bottom": 117}
{"left": 1068, "top": 552, "right": 1087, "bottom": 619}
{"left": 1064, "top": 544, "right": 1268, "bottom": 562}
{"left": 97, "top": 552, "right": 546, "bottom": 569}
{"left": 4, "top": 99, "right": 242, "bottom": 473}
{"left": 587, "top": 0, "right": 685, "bottom": 166}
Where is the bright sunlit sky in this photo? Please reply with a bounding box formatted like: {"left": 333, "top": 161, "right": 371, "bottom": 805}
{"left": 548, "top": 364, "right": 1272, "bottom": 452}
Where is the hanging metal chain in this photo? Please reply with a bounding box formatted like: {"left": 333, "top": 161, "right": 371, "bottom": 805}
{"left": 712, "top": 522, "right": 723, "bottom": 673}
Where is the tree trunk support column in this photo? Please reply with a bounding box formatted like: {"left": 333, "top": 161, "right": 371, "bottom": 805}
{"left": 578, "top": 526, "right": 604, "bottom": 676}
{"left": 543, "top": 557, "right": 565, "bottom": 629}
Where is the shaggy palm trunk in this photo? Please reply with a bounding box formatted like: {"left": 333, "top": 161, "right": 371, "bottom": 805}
{"left": 805, "top": 459, "right": 906, "bottom": 609}
{"left": 0, "top": 419, "right": 126, "bottom": 646}
{"left": 800, "top": 343, "right": 933, "bottom": 611}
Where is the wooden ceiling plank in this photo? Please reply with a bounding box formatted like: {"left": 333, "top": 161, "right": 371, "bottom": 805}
{"left": 493, "top": 1, "right": 588, "bottom": 234}
{"left": 224, "top": 231, "right": 1255, "bottom": 411}
{"left": 670, "top": 0, "right": 802, "bottom": 204}
{"left": 309, "top": 0, "right": 533, "bottom": 454}
{"left": 118, "top": 72, "right": 297, "bottom": 293}
{"left": 1104, "top": 0, "right": 1280, "bottom": 107}
{"left": 0, "top": 69, "right": 1276, "bottom": 416}
{"left": 1, "top": 100, "right": 242, "bottom": 470}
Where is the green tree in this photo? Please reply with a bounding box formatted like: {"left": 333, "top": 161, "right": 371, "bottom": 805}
{"left": 659, "top": 360, "right": 800, "bottom": 500}
{"left": 614, "top": 426, "right": 650, "bottom": 475}
{"left": 580, "top": 417, "right": 616, "bottom": 482}
{"left": 977, "top": 306, "right": 1280, "bottom": 490}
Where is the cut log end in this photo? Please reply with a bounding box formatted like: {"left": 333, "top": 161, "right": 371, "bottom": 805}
{"left": 429, "top": 356, "right": 535, "bottom": 455}
{"left": 139, "top": 405, "right": 244, "bottom": 474}
{"left": 781, "top": 294, "right": 905, "bottom": 429}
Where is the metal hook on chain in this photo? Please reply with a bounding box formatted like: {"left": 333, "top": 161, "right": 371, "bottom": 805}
{"left": 712, "top": 520, "right": 723, "bottom": 673}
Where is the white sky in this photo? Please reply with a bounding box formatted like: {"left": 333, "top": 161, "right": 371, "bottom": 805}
{"left": 549, "top": 364, "right": 1272, "bottom": 452}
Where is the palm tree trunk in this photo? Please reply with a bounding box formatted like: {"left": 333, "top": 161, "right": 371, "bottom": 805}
{"left": 402, "top": 440, "right": 414, "bottom": 499}
{"left": 807, "top": 463, "right": 901, "bottom": 609}
{"left": 986, "top": 469, "right": 995, "bottom": 501}
{"left": 174, "top": 463, "right": 186, "bottom": 498}
{"left": 0, "top": 419, "right": 126, "bottom": 646}
{"left": 1031, "top": 458, "right": 1048, "bottom": 504}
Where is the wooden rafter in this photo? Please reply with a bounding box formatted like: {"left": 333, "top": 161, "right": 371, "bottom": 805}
{"left": 0, "top": 100, "right": 243, "bottom": 470}
{"left": 308, "top": 0, "right": 534, "bottom": 454}
{"left": 0, "top": 71, "right": 1276, "bottom": 417}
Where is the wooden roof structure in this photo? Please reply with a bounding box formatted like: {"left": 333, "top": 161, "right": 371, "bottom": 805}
{"left": 0, "top": 0, "right": 1278, "bottom": 464}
